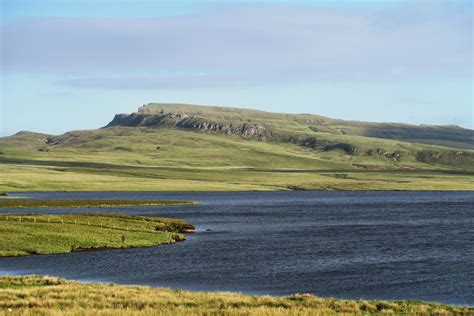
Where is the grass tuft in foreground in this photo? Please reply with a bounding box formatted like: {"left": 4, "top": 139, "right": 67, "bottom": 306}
{"left": 0, "top": 275, "right": 471, "bottom": 315}
{"left": 0, "top": 199, "right": 199, "bottom": 208}
{"left": 0, "top": 213, "right": 194, "bottom": 257}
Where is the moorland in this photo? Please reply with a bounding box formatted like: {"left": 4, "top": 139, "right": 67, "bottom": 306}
{"left": 1, "top": 103, "right": 473, "bottom": 192}
{"left": 1, "top": 103, "right": 473, "bottom": 315}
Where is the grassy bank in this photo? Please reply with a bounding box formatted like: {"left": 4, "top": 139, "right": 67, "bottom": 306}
{"left": 0, "top": 213, "right": 194, "bottom": 257}
{"left": 0, "top": 199, "right": 199, "bottom": 208}
{"left": 0, "top": 276, "right": 471, "bottom": 315}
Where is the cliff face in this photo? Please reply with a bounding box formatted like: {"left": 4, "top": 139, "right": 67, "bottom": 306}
{"left": 106, "top": 112, "right": 273, "bottom": 140}
{"left": 107, "top": 112, "right": 394, "bottom": 157}
{"left": 101, "top": 104, "right": 474, "bottom": 170}
{"left": 106, "top": 111, "right": 357, "bottom": 156}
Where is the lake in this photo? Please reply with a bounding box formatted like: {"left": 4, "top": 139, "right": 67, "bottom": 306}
{"left": 0, "top": 191, "right": 472, "bottom": 305}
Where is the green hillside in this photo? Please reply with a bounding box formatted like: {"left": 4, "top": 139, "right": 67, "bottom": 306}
{"left": 0, "top": 103, "right": 473, "bottom": 192}
{"left": 131, "top": 103, "right": 474, "bottom": 149}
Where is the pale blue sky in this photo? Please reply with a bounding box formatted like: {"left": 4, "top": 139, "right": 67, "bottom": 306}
{"left": 1, "top": 0, "right": 472, "bottom": 136}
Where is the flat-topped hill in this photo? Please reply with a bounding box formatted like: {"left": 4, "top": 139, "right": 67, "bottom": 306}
{"left": 107, "top": 103, "right": 474, "bottom": 150}
{"left": 0, "top": 103, "right": 473, "bottom": 191}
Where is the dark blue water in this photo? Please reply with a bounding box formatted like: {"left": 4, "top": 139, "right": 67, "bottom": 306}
{"left": 0, "top": 191, "right": 473, "bottom": 305}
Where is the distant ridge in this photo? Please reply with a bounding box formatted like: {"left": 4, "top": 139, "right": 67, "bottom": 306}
{"left": 1, "top": 102, "right": 474, "bottom": 191}
{"left": 106, "top": 103, "right": 474, "bottom": 150}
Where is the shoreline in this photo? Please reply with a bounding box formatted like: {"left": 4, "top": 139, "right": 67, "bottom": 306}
{"left": 0, "top": 235, "right": 187, "bottom": 258}
{"left": 3, "top": 188, "right": 474, "bottom": 194}
{"left": 1, "top": 275, "right": 472, "bottom": 315}
{"left": 0, "top": 213, "right": 194, "bottom": 257}
{"left": 1, "top": 272, "right": 471, "bottom": 308}
{"left": 0, "top": 192, "right": 471, "bottom": 310}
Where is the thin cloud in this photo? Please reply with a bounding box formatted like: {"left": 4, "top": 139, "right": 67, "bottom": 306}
{"left": 2, "top": 3, "right": 472, "bottom": 89}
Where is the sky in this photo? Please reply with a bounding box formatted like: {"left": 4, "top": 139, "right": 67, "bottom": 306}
{"left": 0, "top": 0, "right": 472, "bottom": 136}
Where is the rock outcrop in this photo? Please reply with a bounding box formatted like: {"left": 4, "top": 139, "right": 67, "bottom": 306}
{"left": 101, "top": 105, "right": 474, "bottom": 169}
{"left": 106, "top": 112, "right": 273, "bottom": 140}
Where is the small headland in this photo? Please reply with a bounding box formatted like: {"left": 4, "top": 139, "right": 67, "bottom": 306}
{"left": 0, "top": 213, "right": 195, "bottom": 257}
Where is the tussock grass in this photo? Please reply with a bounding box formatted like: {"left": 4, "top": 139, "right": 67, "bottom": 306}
{"left": 0, "top": 213, "right": 194, "bottom": 257}
{"left": 0, "top": 275, "right": 471, "bottom": 315}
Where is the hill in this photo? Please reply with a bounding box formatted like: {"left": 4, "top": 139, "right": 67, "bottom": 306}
{"left": 109, "top": 103, "right": 474, "bottom": 149}
{"left": 0, "top": 103, "right": 473, "bottom": 191}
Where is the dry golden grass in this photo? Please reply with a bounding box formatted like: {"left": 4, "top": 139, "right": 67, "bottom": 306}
{"left": 0, "top": 276, "right": 471, "bottom": 315}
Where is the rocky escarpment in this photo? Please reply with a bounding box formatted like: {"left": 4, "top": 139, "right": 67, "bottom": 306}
{"left": 106, "top": 111, "right": 360, "bottom": 151}
{"left": 288, "top": 136, "right": 405, "bottom": 160}
{"left": 106, "top": 112, "right": 273, "bottom": 140}
{"left": 415, "top": 150, "right": 474, "bottom": 167}
{"left": 101, "top": 105, "right": 474, "bottom": 170}
{"left": 106, "top": 112, "right": 407, "bottom": 159}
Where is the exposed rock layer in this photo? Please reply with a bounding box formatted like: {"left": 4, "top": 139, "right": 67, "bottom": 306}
{"left": 105, "top": 109, "right": 474, "bottom": 167}
{"left": 106, "top": 112, "right": 273, "bottom": 140}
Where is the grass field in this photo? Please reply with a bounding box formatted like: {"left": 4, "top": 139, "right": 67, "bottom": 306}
{"left": 1, "top": 128, "right": 473, "bottom": 192}
{"left": 0, "top": 275, "right": 471, "bottom": 315}
{"left": 2, "top": 164, "right": 474, "bottom": 192}
{"left": 0, "top": 213, "right": 194, "bottom": 257}
{"left": 0, "top": 199, "right": 198, "bottom": 208}
{"left": 0, "top": 104, "right": 473, "bottom": 192}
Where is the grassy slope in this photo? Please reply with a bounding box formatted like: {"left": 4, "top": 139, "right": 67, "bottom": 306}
{"left": 0, "top": 104, "right": 473, "bottom": 192}
{"left": 0, "top": 128, "right": 473, "bottom": 191}
{"left": 0, "top": 213, "right": 193, "bottom": 257}
{"left": 1, "top": 276, "right": 471, "bottom": 316}
{"left": 140, "top": 103, "right": 474, "bottom": 149}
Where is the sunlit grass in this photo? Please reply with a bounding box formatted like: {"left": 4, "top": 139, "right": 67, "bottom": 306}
{"left": 0, "top": 213, "right": 194, "bottom": 257}
{"left": 0, "top": 127, "right": 473, "bottom": 192}
{"left": 0, "top": 275, "right": 471, "bottom": 315}
{"left": 0, "top": 199, "right": 198, "bottom": 208}
{"left": 1, "top": 162, "right": 473, "bottom": 192}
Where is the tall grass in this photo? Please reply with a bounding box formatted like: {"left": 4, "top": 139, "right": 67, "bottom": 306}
{"left": 0, "top": 275, "right": 471, "bottom": 315}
